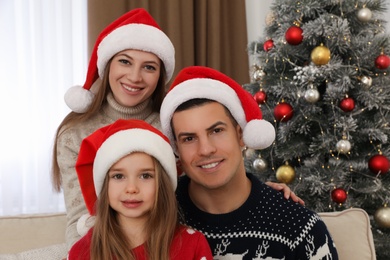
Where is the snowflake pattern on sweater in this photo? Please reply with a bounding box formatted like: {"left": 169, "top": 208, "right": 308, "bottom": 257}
{"left": 176, "top": 173, "right": 339, "bottom": 260}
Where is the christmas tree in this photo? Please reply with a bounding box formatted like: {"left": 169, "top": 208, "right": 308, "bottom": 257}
{"left": 244, "top": 0, "right": 390, "bottom": 258}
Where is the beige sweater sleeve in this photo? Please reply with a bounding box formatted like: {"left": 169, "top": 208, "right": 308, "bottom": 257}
{"left": 56, "top": 129, "right": 88, "bottom": 251}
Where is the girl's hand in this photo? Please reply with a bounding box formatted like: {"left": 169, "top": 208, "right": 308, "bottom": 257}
{"left": 265, "top": 182, "right": 305, "bottom": 205}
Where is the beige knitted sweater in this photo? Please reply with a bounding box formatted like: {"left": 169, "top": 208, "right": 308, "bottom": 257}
{"left": 56, "top": 93, "right": 160, "bottom": 251}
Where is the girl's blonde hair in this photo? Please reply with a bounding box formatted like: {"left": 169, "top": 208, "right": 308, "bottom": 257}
{"left": 90, "top": 156, "right": 178, "bottom": 260}
{"left": 51, "top": 58, "right": 167, "bottom": 192}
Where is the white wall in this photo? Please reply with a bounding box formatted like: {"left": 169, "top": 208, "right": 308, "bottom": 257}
{"left": 245, "top": 0, "right": 273, "bottom": 44}
{"left": 245, "top": 0, "right": 390, "bottom": 44}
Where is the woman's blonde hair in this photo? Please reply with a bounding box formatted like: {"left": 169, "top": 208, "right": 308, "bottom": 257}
{"left": 90, "top": 156, "right": 179, "bottom": 260}
{"left": 51, "top": 58, "right": 167, "bottom": 192}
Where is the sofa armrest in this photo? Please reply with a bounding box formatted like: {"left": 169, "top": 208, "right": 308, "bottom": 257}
{"left": 318, "top": 208, "right": 376, "bottom": 260}
{"left": 0, "top": 213, "right": 66, "bottom": 254}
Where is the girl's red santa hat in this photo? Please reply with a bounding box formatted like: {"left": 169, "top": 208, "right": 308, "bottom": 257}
{"left": 75, "top": 119, "right": 177, "bottom": 236}
{"left": 65, "top": 8, "right": 175, "bottom": 113}
{"left": 160, "top": 66, "right": 275, "bottom": 151}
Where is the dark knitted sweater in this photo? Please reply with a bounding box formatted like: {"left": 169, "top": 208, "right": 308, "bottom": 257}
{"left": 176, "top": 173, "right": 338, "bottom": 259}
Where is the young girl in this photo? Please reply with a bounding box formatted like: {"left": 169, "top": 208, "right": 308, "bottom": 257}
{"left": 51, "top": 8, "right": 175, "bottom": 249}
{"left": 68, "top": 119, "right": 212, "bottom": 260}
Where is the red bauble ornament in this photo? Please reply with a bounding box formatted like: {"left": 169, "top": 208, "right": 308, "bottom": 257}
{"left": 339, "top": 97, "right": 355, "bottom": 112}
{"left": 254, "top": 90, "right": 267, "bottom": 104}
{"left": 285, "top": 26, "right": 303, "bottom": 45}
{"left": 331, "top": 188, "right": 347, "bottom": 204}
{"left": 274, "top": 102, "right": 294, "bottom": 121}
{"left": 368, "top": 154, "right": 390, "bottom": 175}
{"left": 375, "top": 54, "right": 390, "bottom": 69}
{"left": 263, "top": 39, "right": 274, "bottom": 51}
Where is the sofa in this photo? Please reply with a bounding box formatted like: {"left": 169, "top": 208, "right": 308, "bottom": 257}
{"left": 0, "top": 208, "right": 376, "bottom": 259}
{"left": 0, "top": 213, "right": 67, "bottom": 260}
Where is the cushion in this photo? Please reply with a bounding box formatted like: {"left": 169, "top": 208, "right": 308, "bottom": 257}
{"left": 0, "top": 244, "right": 67, "bottom": 260}
{"left": 318, "top": 208, "right": 376, "bottom": 260}
{"left": 0, "top": 213, "right": 66, "bottom": 254}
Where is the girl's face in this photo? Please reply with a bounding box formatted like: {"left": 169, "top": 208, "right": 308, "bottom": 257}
{"left": 108, "top": 49, "right": 161, "bottom": 107}
{"left": 108, "top": 152, "right": 157, "bottom": 225}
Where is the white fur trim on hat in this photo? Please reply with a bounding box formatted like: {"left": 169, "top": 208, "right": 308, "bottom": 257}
{"left": 64, "top": 85, "right": 95, "bottom": 113}
{"left": 161, "top": 78, "right": 245, "bottom": 145}
{"left": 93, "top": 128, "right": 177, "bottom": 197}
{"left": 97, "top": 23, "right": 175, "bottom": 82}
{"left": 161, "top": 79, "right": 245, "bottom": 146}
{"left": 77, "top": 213, "right": 96, "bottom": 236}
{"left": 160, "top": 78, "right": 275, "bottom": 150}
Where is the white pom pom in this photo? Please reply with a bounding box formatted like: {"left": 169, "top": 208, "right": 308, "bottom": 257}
{"left": 64, "top": 85, "right": 95, "bottom": 113}
{"left": 243, "top": 120, "right": 275, "bottom": 149}
{"left": 186, "top": 228, "right": 196, "bottom": 234}
{"left": 77, "top": 213, "right": 96, "bottom": 236}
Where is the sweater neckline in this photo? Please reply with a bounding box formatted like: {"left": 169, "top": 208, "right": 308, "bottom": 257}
{"left": 178, "top": 174, "right": 262, "bottom": 224}
{"left": 102, "top": 92, "right": 155, "bottom": 121}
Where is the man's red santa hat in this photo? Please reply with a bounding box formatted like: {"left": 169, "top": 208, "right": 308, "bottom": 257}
{"left": 160, "top": 66, "right": 275, "bottom": 151}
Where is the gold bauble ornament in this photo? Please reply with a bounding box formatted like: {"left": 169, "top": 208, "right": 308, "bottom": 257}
{"left": 311, "top": 44, "right": 331, "bottom": 65}
{"left": 276, "top": 164, "right": 296, "bottom": 184}
{"left": 374, "top": 206, "right": 390, "bottom": 228}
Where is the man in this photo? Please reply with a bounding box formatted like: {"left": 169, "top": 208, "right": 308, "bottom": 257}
{"left": 160, "top": 66, "right": 338, "bottom": 259}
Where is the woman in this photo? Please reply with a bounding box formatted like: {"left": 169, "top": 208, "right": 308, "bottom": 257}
{"left": 51, "top": 8, "right": 175, "bottom": 250}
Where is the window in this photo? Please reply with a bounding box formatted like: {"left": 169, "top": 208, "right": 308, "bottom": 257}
{"left": 0, "top": 0, "right": 87, "bottom": 215}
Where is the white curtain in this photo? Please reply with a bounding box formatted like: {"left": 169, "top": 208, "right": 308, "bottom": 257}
{"left": 0, "top": 0, "right": 87, "bottom": 216}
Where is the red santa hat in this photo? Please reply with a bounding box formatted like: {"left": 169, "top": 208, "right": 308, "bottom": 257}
{"left": 160, "top": 66, "right": 275, "bottom": 151}
{"left": 75, "top": 119, "right": 177, "bottom": 236}
{"left": 65, "top": 8, "right": 175, "bottom": 113}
